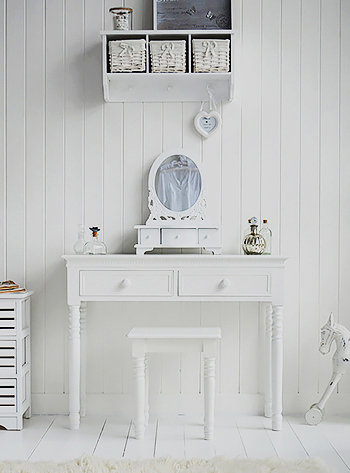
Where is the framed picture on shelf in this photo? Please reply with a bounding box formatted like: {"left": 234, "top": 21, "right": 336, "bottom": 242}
{"left": 155, "top": 0, "right": 232, "bottom": 30}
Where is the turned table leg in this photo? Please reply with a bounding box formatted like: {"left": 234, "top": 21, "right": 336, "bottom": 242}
{"left": 80, "top": 302, "right": 87, "bottom": 418}
{"left": 264, "top": 303, "right": 272, "bottom": 418}
{"left": 271, "top": 305, "right": 283, "bottom": 431}
{"left": 69, "top": 304, "right": 81, "bottom": 430}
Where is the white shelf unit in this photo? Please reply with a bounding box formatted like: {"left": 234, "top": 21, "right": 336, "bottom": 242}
{"left": 100, "top": 30, "right": 235, "bottom": 103}
{"left": 0, "top": 291, "right": 33, "bottom": 430}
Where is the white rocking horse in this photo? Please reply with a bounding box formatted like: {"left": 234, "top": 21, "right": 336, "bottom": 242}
{"left": 305, "top": 313, "right": 350, "bottom": 425}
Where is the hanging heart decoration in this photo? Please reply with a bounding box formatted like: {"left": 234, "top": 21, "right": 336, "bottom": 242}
{"left": 194, "top": 110, "right": 221, "bottom": 139}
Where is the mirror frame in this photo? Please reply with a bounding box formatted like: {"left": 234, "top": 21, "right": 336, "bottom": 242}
{"left": 146, "top": 148, "right": 207, "bottom": 225}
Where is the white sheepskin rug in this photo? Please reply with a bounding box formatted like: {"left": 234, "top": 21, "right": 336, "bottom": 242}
{"left": 0, "top": 455, "right": 334, "bottom": 473}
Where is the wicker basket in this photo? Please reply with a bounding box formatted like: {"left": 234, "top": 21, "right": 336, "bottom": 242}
{"left": 150, "top": 40, "right": 186, "bottom": 73}
{"left": 109, "top": 39, "right": 146, "bottom": 72}
{"left": 192, "top": 39, "right": 230, "bottom": 73}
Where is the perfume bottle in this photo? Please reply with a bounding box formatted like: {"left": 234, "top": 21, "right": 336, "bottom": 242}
{"left": 83, "top": 227, "right": 107, "bottom": 255}
{"left": 73, "top": 224, "right": 86, "bottom": 255}
{"left": 260, "top": 220, "right": 272, "bottom": 255}
{"left": 242, "top": 218, "right": 266, "bottom": 255}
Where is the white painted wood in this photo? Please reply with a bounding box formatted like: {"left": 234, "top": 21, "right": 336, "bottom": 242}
{"left": 63, "top": 254, "right": 286, "bottom": 432}
{"left": 128, "top": 327, "right": 220, "bottom": 440}
{"left": 279, "top": 0, "right": 301, "bottom": 408}
{"left": 29, "top": 415, "right": 106, "bottom": 462}
{"left": 1, "top": 0, "right": 350, "bottom": 419}
{"left": 0, "top": 0, "right": 5, "bottom": 283}
{"left": 0, "top": 292, "right": 32, "bottom": 430}
{"left": 271, "top": 305, "right": 283, "bottom": 431}
{"left": 338, "top": 0, "right": 350, "bottom": 396}
{"left": 100, "top": 30, "right": 234, "bottom": 103}
{"left": 298, "top": 0, "right": 321, "bottom": 400}
{"left": 68, "top": 305, "right": 81, "bottom": 430}
{"left": 6, "top": 0, "right": 25, "bottom": 285}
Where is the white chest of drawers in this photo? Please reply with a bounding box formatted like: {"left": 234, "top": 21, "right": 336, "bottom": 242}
{"left": 62, "top": 254, "right": 287, "bottom": 432}
{"left": 0, "top": 291, "right": 33, "bottom": 429}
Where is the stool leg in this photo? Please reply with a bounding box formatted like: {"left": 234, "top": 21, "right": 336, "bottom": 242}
{"left": 144, "top": 355, "right": 149, "bottom": 426}
{"left": 204, "top": 356, "right": 215, "bottom": 440}
{"left": 134, "top": 356, "right": 146, "bottom": 439}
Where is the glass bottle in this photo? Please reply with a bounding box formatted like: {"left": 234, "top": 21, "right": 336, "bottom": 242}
{"left": 260, "top": 220, "right": 272, "bottom": 255}
{"left": 83, "top": 227, "right": 107, "bottom": 255}
{"left": 242, "top": 220, "right": 266, "bottom": 255}
{"left": 73, "top": 224, "right": 86, "bottom": 255}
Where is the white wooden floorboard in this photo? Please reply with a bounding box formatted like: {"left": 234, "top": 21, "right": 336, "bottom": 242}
{"left": 316, "top": 417, "right": 350, "bottom": 471}
{"left": 184, "top": 414, "right": 216, "bottom": 459}
{"left": 29, "top": 415, "right": 105, "bottom": 462}
{"left": 213, "top": 415, "right": 247, "bottom": 458}
{"left": 235, "top": 415, "right": 277, "bottom": 459}
{"left": 286, "top": 416, "right": 349, "bottom": 473}
{"left": 93, "top": 415, "right": 131, "bottom": 458}
{"left": 261, "top": 416, "right": 309, "bottom": 460}
{"left": 0, "top": 416, "right": 55, "bottom": 461}
{"left": 122, "top": 416, "right": 157, "bottom": 459}
{"left": 154, "top": 415, "right": 185, "bottom": 458}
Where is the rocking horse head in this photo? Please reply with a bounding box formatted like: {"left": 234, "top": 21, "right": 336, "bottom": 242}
{"left": 319, "top": 313, "right": 341, "bottom": 355}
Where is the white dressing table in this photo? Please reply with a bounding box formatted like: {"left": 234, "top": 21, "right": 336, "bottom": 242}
{"left": 62, "top": 254, "right": 287, "bottom": 432}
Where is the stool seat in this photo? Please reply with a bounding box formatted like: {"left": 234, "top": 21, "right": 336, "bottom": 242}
{"left": 127, "top": 326, "right": 221, "bottom": 441}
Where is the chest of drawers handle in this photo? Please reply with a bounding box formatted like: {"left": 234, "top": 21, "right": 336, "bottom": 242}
{"left": 220, "top": 278, "right": 231, "bottom": 288}
{"left": 121, "top": 278, "right": 131, "bottom": 288}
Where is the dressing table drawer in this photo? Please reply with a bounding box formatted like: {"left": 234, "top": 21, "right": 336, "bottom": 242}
{"left": 198, "top": 228, "right": 220, "bottom": 246}
{"left": 179, "top": 271, "right": 271, "bottom": 297}
{"left": 162, "top": 228, "right": 198, "bottom": 246}
{"left": 139, "top": 228, "right": 160, "bottom": 246}
{"left": 80, "top": 270, "right": 174, "bottom": 297}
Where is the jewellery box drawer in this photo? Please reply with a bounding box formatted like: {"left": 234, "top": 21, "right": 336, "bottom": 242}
{"left": 198, "top": 228, "right": 220, "bottom": 246}
{"left": 162, "top": 228, "right": 198, "bottom": 246}
{"left": 0, "top": 341, "right": 16, "bottom": 376}
{"left": 0, "top": 379, "right": 17, "bottom": 414}
{"left": 139, "top": 228, "right": 160, "bottom": 246}
{"left": 179, "top": 270, "right": 271, "bottom": 297}
{"left": 80, "top": 270, "right": 174, "bottom": 297}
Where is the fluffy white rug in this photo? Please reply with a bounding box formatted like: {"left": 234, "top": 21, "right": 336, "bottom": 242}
{"left": 0, "top": 456, "right": 333, "bottom": 473}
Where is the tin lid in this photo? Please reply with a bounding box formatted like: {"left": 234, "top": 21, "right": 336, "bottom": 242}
{"left": 109, "top": 7, "right": 133, "bottom": 13}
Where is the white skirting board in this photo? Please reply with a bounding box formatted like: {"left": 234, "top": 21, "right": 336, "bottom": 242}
{"left": 31, "top": 392, "right": 350, "bottom": 417}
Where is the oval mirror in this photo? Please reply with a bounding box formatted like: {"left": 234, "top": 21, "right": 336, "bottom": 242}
{"left": 155, "top": 154, "right": 202, "bottom": 212}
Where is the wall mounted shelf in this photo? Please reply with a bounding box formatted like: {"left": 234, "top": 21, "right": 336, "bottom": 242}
{"left": 100, "top": 30, "right": 235, "bottom": 103}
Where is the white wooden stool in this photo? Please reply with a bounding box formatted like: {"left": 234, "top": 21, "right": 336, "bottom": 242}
{"left": 127, "top": 326, "right": 221, "bottom": 440}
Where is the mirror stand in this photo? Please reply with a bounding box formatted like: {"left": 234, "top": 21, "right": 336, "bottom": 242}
{"left": 134, "top": 149, "right": 222, "bottom": 255}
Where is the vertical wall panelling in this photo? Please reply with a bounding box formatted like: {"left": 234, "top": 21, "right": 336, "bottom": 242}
{"left": 260, "top": 0, "right": 281, "bottom": 254}
{"left": 83, "top": 0, "right": 105, "bottom": 395}
{"left": 45, "top": 0, "right": 66, "bottom": 394}
{"left": 143, "top": 103, "right": 162, "bottom": 223}
{"left": 2, "top": 0, "right": 350, "bottom": 415}
{"left": 0, "top": 0, "right": 5, "bottom": 281}
{"left": 218, "top": 0, "right": 242, "bottom": 396}
{"left": 26, "top": 0, "right": 46, "bottom": 395}
{"left": 279, "top": 0, "right": 301, "bottom": 407}
{"left": 318, "top": 0, "right": 340, "bottom": 394}
{"left": 298, "top": 0, "right": 321, "bottom": 399}
{"left": 64, "top": 0, "right": 86, "bottom": 393}
{"left": 239, "top": 0, "right": 261, "bottom": 395}
{"left": 6, "top": 1, "right": 25, "bottom": 284}
{"left": 339, "top": 0, "right": 350, "bottom": 394}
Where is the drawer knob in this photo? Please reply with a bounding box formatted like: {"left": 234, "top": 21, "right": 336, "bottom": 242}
{"left": 220, "top": 278, "right": 231, "bottom": 288}
{"left": 175, "top": 235, "right": 180, "bottom": 239}
{"left": 121, "top": 278, "right": 131, "bottom": 288}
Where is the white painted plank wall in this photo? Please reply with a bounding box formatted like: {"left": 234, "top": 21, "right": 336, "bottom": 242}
{"left": 0, "top": 0, "right": 349, "bottom": 416}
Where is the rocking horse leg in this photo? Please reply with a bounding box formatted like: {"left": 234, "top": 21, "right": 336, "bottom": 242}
{"left": 305, "top": 372, "right": 342, "bottom": 425}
